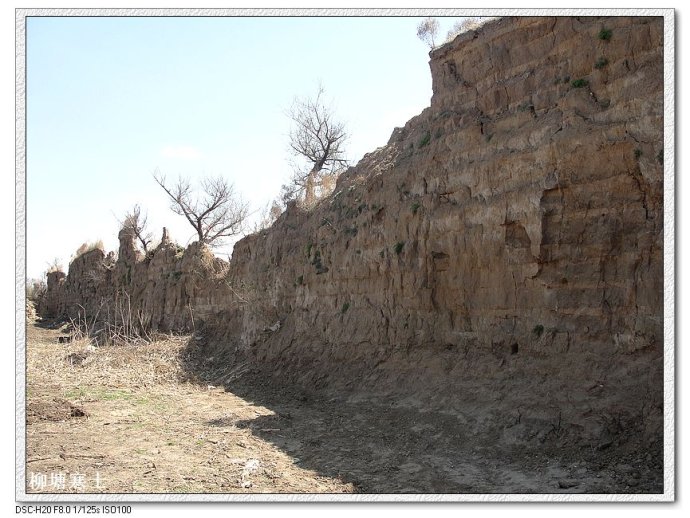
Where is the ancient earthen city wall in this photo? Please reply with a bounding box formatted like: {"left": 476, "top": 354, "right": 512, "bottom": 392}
{"left": 39, "top": 16, "right": 664, "bottom": 449}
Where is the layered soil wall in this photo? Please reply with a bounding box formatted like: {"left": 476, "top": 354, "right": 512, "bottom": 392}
{"left": 40, "top": 16, "right": 664, "bottom": 451}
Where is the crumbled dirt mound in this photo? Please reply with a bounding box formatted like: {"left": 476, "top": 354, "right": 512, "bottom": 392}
{"left": 27, "top": 398, "right": 88, "bottom": 424}
{"left": 26, "top": 300, "right": 37, "bottom": 322}
{"left": 65, "top": 351, "right": 89, "bottom": 366}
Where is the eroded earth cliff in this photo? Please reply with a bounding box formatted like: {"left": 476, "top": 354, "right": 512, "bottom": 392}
{"left": 39, "top": 16, "right": 664, "bottom": 470}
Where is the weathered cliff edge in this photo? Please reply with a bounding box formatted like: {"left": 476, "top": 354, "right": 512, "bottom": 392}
{"left": 41, "top": 16, "right": 664, "bottom": 452}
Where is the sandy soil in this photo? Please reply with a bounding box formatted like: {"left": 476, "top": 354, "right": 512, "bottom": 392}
{"left": 24, "top": 319, "right": 662, "bottom": 496}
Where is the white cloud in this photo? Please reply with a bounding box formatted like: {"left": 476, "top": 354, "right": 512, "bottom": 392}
{"left": 160, "top": 145, "right": 203, "bottom": 159}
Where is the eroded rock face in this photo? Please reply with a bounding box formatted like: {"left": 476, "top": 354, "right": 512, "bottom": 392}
{"left": 217, "top": 15, "right": 664, "bottom": 448}
{"left": 38, "top": 270, "right": 66, "bottom": 318}
{"left": 41, "top": 16, "right": 664, "bottom": 450}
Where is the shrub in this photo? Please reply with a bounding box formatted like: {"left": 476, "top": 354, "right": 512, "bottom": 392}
{"left": 411, "top": 202, "right": 421, "bottom": 214}
{"left": 445, "top": 17, "right": 483, "bottom": 42}
{"left": 394, "top": 241, "right": 405, "bottom": 255}
{"left": 341, "top": 302, "right": 350, "bottom": 314}
{"left": 571, "top": 79, "right": 589, "bottom": 88}
{"left": 594, "top": 57, "right": 609, "bottom": 69}
{"left": 344, "top": 226, "right": 358, "bottom": 237}
{"left": 26, "top": 278, "right": 47, "bottom": 302}
{"left": 657, "top": 149, "right": 664, "bottom": 165}
{"left": 533, "top": 324, "right": 544, "bottom": 338}
{"left": 418, "top": 132, "right": 431, "bottom": 148}
{"left": 598, "top": 28, "right": 613, "bottom": 41}
{"left": 311, "top": 249, "right": 328, "bottom": 274}
{"left": 634, "top": 148, "right": 643, "bottom": 159}
{"left": 74, "top": 240, "right": 104, "bottom": 258}
{"left": 46, "top": 258, "right": 63, "bottom": 273}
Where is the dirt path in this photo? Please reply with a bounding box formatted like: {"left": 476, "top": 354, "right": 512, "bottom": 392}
{"left": 24, "top": 320, "right": 661, "bottom": 495}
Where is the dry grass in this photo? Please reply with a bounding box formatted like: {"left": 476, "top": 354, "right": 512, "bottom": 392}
{"left": 25, "top": 322, "right": 356, "bottom": 494}
{"left": 74, "top": 240, "right": 104, "bottom": 258}
{"left": 42, "top": 337, "right": 188, "bottom": 389}
{"left": 24, "top": 320, "right": 663, "bottom": 495}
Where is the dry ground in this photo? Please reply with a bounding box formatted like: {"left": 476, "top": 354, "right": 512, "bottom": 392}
{"left": 24, "top": 319, "right": 662, "bottom": 496}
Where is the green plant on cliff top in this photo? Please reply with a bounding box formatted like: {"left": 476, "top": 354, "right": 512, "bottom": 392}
{"left": 570, "top": 79, "right": 589, "bottom": 88}
{"left": 411, "top": 202, "right": 421, "bottom": 214}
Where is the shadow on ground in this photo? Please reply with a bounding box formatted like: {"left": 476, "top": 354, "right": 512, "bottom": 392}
{"left": 178, "top": 338, "right": 663, "bottom": 494}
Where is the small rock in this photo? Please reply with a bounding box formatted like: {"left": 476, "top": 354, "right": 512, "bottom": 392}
{"left": 596, "top": 439, "right": 613, "bottom": 451}
{"left": 558, "top": 479, "right": 579, "bottom": 489}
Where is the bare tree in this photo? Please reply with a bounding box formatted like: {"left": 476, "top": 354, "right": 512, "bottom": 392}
{"left": 253, "top": 199, "right": 284, "bottom": 233}
{"left": 417, "top": 17, "right": 440, "bottom": 49}
{"left": 286, "top": 85, "right": 348, "bottom": 207}
{"left": 121, "top": 204, "right": 153, "bottom": 254}
{"left": 26, "top": 277, "right": 47, "bottom": 303}
{"left": 445, "top": 17, "right": 486, "bottom": 42}
{"left": 153, "top": 171, "right": 249, "bottom": 247}
{"left": 46, "top": 257, "right": 63, "bottom": 273}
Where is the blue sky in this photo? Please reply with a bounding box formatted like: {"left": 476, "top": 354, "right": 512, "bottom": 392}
{"left": 26, "top": 15, "right": 476, "bottom": 279}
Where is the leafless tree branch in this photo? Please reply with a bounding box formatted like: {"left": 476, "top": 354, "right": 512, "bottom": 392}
{"left": 286, "top": 85, "right": 348, "bottom": 207}
{"left": 120, "top": 204, "right": 153, "bottom": 254}
{"left": 153, "top": 170, "right": 249, "bottom": 247}
{"left": 417, "top": 17, "right": 440, "bottom": 49}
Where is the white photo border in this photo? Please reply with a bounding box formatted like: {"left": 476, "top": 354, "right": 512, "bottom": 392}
{"left": 15, "top": 7, "right": 675, "bottom": 503}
